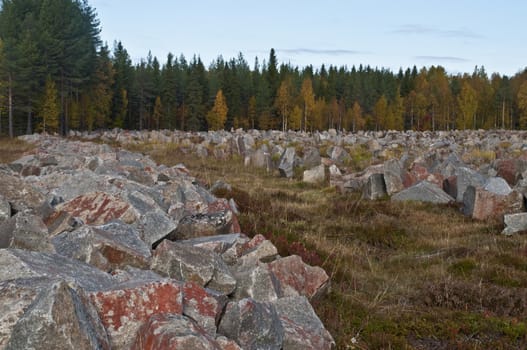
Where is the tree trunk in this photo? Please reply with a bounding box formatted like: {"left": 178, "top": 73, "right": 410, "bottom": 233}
{"left": 502, "top": 99, "right": 505, "bottom": 129}
{"left": 8, "top": 73, "right": 13, "bottom": 138}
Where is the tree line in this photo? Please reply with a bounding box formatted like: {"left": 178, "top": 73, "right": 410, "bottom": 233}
{"left": 1, "top": 0, "right": 527, "bottom": 137}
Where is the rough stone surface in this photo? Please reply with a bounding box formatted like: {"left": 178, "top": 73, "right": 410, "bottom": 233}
{"left": 0, "top": 277, "right": 110, "bottom": 350}
{"left": 303, "top": 164, "right": 325, "bottom": 184}
{"left": 232, "top": 262, "right": 281, "bottom": 302}
{"left": 170, "top": 211, "right": 235, "bottom": 241}
{"left": 363, "top": 173, "right": 387, "bottom": 200}
{"left": 463, "top": 186, "right": 524, "bottom": 221}
{"left": 131, "top": 314, "right": 221, "bottom": 350}
{"left": 455, "top": 167, "right": 486, "bottom": 202}
{"left": 57, "top": 192, "right": 138, "bottom": 225}
{"left": 273, "top": 296, "right": 336, "bottom": 350}
{"left": 483, "top": 176, "right": 513, "bottom": 195}
{"left": 218, "top": 298, "right": 284, "bottom": 350}
{"left": 182, "top": 281, "right": 228, "bottom": 336}
{"left": 0, "top": 194, "right": 11, "bottom": 223}
{"left": 268, "top": 255, "right": 330, "bottom": 300}
{"left": 0, "top": 213, "right": 55, "bottom": 253}
{"left": 383, "top": 158, "right": 405, "bottom": 195}
{"left": 392, "top": 181, "right": 454, "bottom": 204}
{"left": 151, "top": 240, "right": 236, "bottom": 294}
{"left": 502, "top": 213, "right": 527, "bottom": 235}
{"left": 135, "top": 208, "right": 178, "bottom": 247}
{"left": 0, "top": 249, "right": 116, "bottom": 292}
{"left": 52, "top": 221, "right": 151, "bottom": 271}
{"left": 89, "top": 279, "right": 183, "bottom": 349}
{"left": 0, "top": 173, "right": 44, "bottom": 213}
{"left": 279, "top": 147, "right": 296, "bottom": 178}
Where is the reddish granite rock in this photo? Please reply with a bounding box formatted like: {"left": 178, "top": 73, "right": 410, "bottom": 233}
{"left": 463, "top": 186, "right": 524, "bottom": 221}
{"left": 57, "top": 192, "right": 138, "bottom": 225}
{"left": 268, "top": 255, "right": 330, "bottom": 300}
{"left": 496, "top": 159, "right": 520, "bottom": 186}
{"left": 131, "top": 314, "right": 221, "bottom": 350}
{"left": 182, "top": 281, "right": 228, "bottom": 336}
{"left": 216, "top": 336, "right": 242, "bottom": 350}
{"left": 89, "top": 279, "right": 183, "bottom": 349}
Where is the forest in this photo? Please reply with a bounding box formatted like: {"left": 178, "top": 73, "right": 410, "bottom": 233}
{"left": 1, "top": 0, "right": 527, "bottom": 137}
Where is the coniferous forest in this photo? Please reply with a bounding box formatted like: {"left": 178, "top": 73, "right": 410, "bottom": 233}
{"left": 1, "top": 0, "right": 527, "bottom": 137}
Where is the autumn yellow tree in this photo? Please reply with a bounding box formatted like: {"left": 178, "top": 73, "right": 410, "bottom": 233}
{"left": 373, "top": 95, "right": 388, "bottom": 130}
{"left": 348, "top": 101, "right": 365, "bottom": 132}
{"left": 275, "top": 78, "right": 294, "bottom": 131}
{"left": 290, "top": 105, "right": 302, "bottom": 130}
{"left": 207, "top": 89, "right": 228, "bottom": 130}
{"left": 39, "top": 76, "right": 60, "bottom": 133}
{"left": 518, "top": 81, "right": 527, "bottom": 129}
{"left": 300, "top": 78, "right": 315, "bottom": 131}
{"left": 458, "top": 81, "right": 478, "bottom": 129}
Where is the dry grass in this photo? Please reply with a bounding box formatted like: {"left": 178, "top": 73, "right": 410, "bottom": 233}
{"left": 0, "top": 137, "right": 35, "bottom": 163}
{"left": 118, "top": 141, "right": 527, "bottom": 349}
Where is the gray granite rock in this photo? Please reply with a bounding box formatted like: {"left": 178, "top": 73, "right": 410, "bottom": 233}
{"left": 392, "top": 181, "right": 453, "bottom": 204}
{"left": 218, "top": 298, "right": 284, "bottom": 350}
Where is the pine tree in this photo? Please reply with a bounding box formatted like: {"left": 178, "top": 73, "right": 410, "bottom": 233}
{"left": 39, "top": 76, "right": 59, "bottom": 133}
{"left": 206, "top": 89, "right": 228, "bottom": 130}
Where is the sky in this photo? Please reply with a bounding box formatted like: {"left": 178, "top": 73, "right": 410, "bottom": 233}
{"left": 90, "top": 0, "right": 527, "bottom": 76}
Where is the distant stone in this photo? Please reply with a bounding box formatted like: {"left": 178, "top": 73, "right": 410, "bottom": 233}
{"left": 273, "top": 296, "right": 335, "bottom": 350}
{"left": 463, "top": 186, "right": 524, "bottom": 221}
{"left": 56, "top": 192, "right": 138, "bottom": 225}
{"left": 89, "top": 279, "right": 184, "bottom": 350}
{"left": 363, "top": 173, "right": 387, "bottom": 200}
{"left": 303, "top": 164, "right": 325, "bottom": 184}
{"left": 455, "top": 167, "right": 486, "bottom": 202}
{"left": 279, "top": 147, "right": 297, "bottom": 178}
{"left": 302, "top": 147, "right": 322, "bottom": 168}
{"left": 392, "top": 181, "right": 453, "bottom": 204}
{"left": 218, "top": 298, "right": 284, "bottom": 350}
{"left": 483, "top": 176, "right": 512, "bottom": 195}
{"left": 328, "top": 146, "right": 350, "bottom": 165}
{"left": 495, "top": 159, "right": 522, "bottom": 186}
{"left": 383, "top": 158, "right": 405, "bottom": 195}
{"left": 502, "top": 213, "right": 527, "bottom": 235}
{"left": 0, "top": 213, "right": 55, "bottom": 253}
{"left": 268, "top": 255, "right": 330, "bottom": 300}
{"left": 250, "top": 149, "right": 268, "bottom": 168}
{"left": 442, "top": 175, "right": 458, "bottom": 200}
{"left": 0, "top": 277, "right": 110, "bottom": 349}
{"left": 131, "top": 314, "right": 220, "bottom": 350}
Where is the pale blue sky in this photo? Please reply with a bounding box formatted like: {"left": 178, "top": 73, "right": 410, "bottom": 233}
{"left": 91, "top": 0, "right": 526, "bottom": 76}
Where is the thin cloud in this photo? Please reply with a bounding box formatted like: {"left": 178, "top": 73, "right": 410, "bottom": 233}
{"left": 415, "top": 55, "right": 470, "bottom": 63}
{"left": 392, "top": 24, "right": 483, "bottom": 39}
{"left": 277, "top": 48, "right": 364, "bottom": 56}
